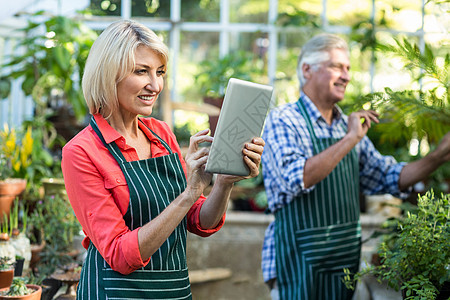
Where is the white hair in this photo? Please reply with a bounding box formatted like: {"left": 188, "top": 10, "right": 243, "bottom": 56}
{"left": 297, "top": 33, "right": 349, "bottom": 87}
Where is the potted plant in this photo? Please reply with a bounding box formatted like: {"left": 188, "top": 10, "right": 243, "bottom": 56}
{"left": 27, "top": 193, "right": 82, "bottom": 278}
{"left": 343, "top": 191, "right": 450, "bottom": 299}
{"left": 0, "top": 277, "right": 42, "bottom": 300}
{"left": 0, "top": 257, "right": 14, "bottom": 290}
{"left": 0, "top": 125, "right": 33, "bottom": 221}
{"left": 8, "top": 200, "right": 31, "bottom": 277}
{"left": 194, "top": 51, "right": 265, "bottom": 135}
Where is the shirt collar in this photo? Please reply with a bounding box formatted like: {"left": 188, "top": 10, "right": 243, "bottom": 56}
{"left": 300, "top": 93, "right": 343, "bottom": 124}
{"left": 93, "top": 113, "right": 161, "bottom": 145}
{"left": 93, "top": 114, "right": 122, "bottom": 144}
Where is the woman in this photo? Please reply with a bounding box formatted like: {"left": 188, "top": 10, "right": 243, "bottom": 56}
{"left": 61, "top": 20, "right": 264, "bottom": 299}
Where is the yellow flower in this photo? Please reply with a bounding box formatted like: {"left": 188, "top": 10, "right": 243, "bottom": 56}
{"left": 0, "top": 124, "right": 34, "bottom": 179}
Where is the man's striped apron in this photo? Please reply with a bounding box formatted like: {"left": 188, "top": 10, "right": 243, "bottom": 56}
{"left": 274, "top": 99, "right": 361, "bottom": 300}
{"left": 76, "top": 117, "right": 192, "bottom": 299}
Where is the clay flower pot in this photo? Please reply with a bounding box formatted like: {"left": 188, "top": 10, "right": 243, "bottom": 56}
{"left": 0, "top": 284, "right": 42, "bottom": 300}
{"left": 0, "top": 270, "right": 13, "bottom": 290}
{"left": 0, "top": 179, "right": 26, "bottom": 221}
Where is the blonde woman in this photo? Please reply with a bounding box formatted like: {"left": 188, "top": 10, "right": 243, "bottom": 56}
{"left": 62, "top": 20, "right": 264, "bottom": 299}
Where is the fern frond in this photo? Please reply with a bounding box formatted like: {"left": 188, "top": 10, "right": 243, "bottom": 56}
{"left": 378, "top": 39, "right": 449, "bottom": 92}
{"left": 358, "top": 89, "right": 450, "bottom": 144}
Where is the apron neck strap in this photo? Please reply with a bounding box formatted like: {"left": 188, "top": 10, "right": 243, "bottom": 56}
{"left": 90, "top": 116, "right": 128, "bottom": 163}
{"left": 138, "top": 118, "right": 173, "bottom": 155}
{"left": 296, "top": 98, "right": 320, "bottom": 154}
{"left": 90, "top": 116, "right": 174, "bottom": 163}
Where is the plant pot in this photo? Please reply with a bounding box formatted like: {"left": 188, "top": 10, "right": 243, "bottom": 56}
{"left": 0, "top": 284, "right": 42, "bottom": 300}
{"left": 436, "top": 281, "right": 450, "bottom": 300}
{"left": 0, "top": 270, "right": 13, "bottom": 289}
{"left": 40, "top": 278, "right": 62, "bottom": 300}
{"left": 0, "top": 179, "right": 26, "bottom": 222}
{"left": 29, "top": 242, "right": 45, "bottom": 272}
{"left": 13, "top": 259, "right": 24, "bottom": 277}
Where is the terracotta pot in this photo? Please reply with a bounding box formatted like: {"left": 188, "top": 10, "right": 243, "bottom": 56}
{"left": 203, "top": 96, "right": 224, "bottom": 137}
{"left": 29, "top": 242, "right": 46, "bottom": 271}
{"left": 0, "top": 179, "right": 26, "bottom": 222}
{"left": 0, "top": 270, "right": 13, "bottom": 289}
{"left": 0, "top": 284, "right": 42, "bottom": 300}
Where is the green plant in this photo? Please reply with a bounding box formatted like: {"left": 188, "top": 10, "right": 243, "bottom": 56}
{"left": 0, "top": 257, "right": 13, "bottom": 271}
{"left": 2, "top": 11, "right": 97, "bottom": 122}
{"left": 0, "top": 77, "right": 11, "bottom": 99}
{"left": 28, "top": 193, "right": 80, "bottom": 248}
{"left": 195, "top": 51, "right": 265, "bottom": 99}
{"left": 0, "top": 277, "right": 32, "bottom": 296}
{"left": 27, "top": 193, "right": 81, "bottom": 276}
{"left": 351, "top": 38, "right": 450, "bottom": 194}
{"left": 343, "top": 191, "right": 450, "bottom": 299}
{"left": 354, "top": 38, "right": 449, "bottom": 148}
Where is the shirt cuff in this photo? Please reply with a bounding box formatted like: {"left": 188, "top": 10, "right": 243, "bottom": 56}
{"left": 187, "top": 197, "right": 225, "bottom": 237}
{"left": 386, "top": 162, "right": 412, "bottom": 198}
{"left": 122, "top": 228, "right": 150, "bottom": 270}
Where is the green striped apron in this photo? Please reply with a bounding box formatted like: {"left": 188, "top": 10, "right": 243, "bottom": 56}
{"left": 274, "top": 99, "right": 361, "bottom": 300}
{"left": 76, "top": 117, "right": 191, "bottom": 299}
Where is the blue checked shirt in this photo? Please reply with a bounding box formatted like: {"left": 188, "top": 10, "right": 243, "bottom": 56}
{"left": 261, "top": 94, "right": 410, "bottom": 282}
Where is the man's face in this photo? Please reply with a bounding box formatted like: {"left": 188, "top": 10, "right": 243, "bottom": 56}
{"left": 305, "top": 48, "right": 350, "bottom": 104}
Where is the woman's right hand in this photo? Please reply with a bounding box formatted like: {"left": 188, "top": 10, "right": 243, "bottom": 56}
{"left": 183, "top": 129, "right": 214, "bottom": 202}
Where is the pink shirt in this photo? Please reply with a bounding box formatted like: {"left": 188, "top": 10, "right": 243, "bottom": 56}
{"left": 62, "top": 114, "right": 224, "bottom": 274}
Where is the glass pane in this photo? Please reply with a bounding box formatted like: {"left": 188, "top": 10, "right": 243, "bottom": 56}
{"left": 132, "top": 0, "right": 170, "bottom": 18}
{"left": 327, "top": 0, "right": 371, "bottom": 27}
{"left": 228, "top": 32, "right": 269, "bottom": 83}
{"left": 424, "top": 33, "right": 449, "bottom": 53}
{"left": 229, "top": 0, "right": 268, "bottom": 23}
{"left": 278, "top": 0, "right": 322, "bottom": 27}
{"left": 89, "top": 0, "right": 121, "bottom": 16}
{"left": 181, "top": 0, "right": 220, "bottom": 22}
{"left": 375, "top": 0, "right": 422, "bottom": 32}
{"left": 373, "top": 32, "right": 421, "bottom": 92}
{"left": 424, "top": 2, "right": 448, "bottom": 34}
{"left": 275, "top": 31, "right": 320, "bottom": 106}
{"left": 345, "top": 41, "right": 372, "bottom": 104}
{"left": 179, "top": 32, "right": 220, "bottom": 102}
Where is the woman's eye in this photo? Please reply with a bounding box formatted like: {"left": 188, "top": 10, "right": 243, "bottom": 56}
{"left": 157, "top": 70, "right": 166, "bottom": 76}
{"left": 136, "top": 69, "right": 147, "bottom": 75}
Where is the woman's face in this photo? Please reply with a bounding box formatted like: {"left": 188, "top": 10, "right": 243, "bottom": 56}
{"left": 116, "top": 46, "right": 166, "bottom": 118}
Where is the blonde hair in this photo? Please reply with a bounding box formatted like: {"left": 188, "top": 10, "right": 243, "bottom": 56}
{"left": 297, "top": 33, "right": 349, "bottom": 87}
{"left": 82, "top": 20, "right": 169, "bottom": 118}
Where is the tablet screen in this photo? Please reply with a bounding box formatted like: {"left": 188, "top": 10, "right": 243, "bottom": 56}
{"left": 205, "top": 78, "right": 273, "bottom": 176}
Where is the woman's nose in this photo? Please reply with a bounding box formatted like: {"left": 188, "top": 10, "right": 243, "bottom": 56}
{"left": 144, "top": 75, "right": 158, "bottom": 91}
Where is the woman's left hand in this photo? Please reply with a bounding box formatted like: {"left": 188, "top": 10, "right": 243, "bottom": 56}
{"left": 217, "top": 137, "right": 265, "bottom": 184}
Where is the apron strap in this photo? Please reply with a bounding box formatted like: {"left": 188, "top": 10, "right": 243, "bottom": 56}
{"left": 90, "top": 116, "right": 128, "bottom": 164}
{"left": 90, "top": 116, "right": 174, "bottom": 163}
{"left": 138, "top": 118, "right": 173, "bottom": 155}
{"left": 296, "top": 98, "right": 320, "bottom": 155}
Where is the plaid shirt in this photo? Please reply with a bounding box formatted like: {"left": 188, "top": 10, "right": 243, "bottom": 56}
{"left": 261, "top": 94, "right": 409, "bottom": 282}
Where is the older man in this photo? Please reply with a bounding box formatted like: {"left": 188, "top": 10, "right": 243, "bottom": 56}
{"left": 261, "top": 33, "right": 450, "bottom": 300}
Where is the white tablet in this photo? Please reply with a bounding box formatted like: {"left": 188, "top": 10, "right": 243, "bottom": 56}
{"left": 205, "top": 78, "right": 273, "bottom": 176}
